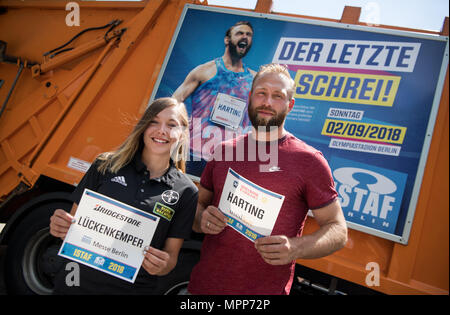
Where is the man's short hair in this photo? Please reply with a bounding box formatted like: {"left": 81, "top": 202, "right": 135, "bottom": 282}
{"left": 251, "top": 63, "right": 296, "bottom": 100}
{"left": 225, "top": 21, "right": 254, "bottom": 37}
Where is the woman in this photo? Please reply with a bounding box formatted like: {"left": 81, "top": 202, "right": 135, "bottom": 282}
{"left": 49, "top": 97, "right": 198, "bottom": 294}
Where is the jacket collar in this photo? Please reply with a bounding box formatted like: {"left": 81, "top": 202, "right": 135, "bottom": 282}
{"left": 132, "top": 150, "right": 179, "bottom": 188}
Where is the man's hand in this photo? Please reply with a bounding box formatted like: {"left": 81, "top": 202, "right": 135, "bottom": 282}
{"left": 255, "top": 199, "right": 348, "bottom": 264}
{"left": 199, "top": 205, "right": 228, "bottom": 235}
{"left": 254, "top": 235, "right": 298, "bottom": 265}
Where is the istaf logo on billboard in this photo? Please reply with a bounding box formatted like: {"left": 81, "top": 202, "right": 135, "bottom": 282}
{"left": 330, "top": 157, "right": 408, "bottom": 234}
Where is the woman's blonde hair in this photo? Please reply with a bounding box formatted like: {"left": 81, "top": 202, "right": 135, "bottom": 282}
{"left": 97, "top": 97, "right": 189, "bottom": 174}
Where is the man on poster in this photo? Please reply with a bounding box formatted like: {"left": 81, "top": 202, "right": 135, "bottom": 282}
{"left": 173, "top": 21, "right": 256, "bottom": 177}
{"left": 188, "top": 63, "right": 348, "bottom": 295}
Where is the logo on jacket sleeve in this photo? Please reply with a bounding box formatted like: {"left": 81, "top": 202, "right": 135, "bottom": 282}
{"left": 161, "top": 190, "right": 179, "bottom": 205}
{"left": 153, "top": 202, "right": 175, "bottom": 221}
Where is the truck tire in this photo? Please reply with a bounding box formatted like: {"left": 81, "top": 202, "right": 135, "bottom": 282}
{"left": 155, "top": 249, "right": 200, "bottom": 295}
{"left": 4, "top": 200, "right": 71, "bottom": 295}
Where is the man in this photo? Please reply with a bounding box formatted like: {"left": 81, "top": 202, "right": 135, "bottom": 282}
{"left": 187, "top": 64, "right": 348, "bottom": 295}
{"left": 173, "top": 21, "right": 256, "bottom": 177}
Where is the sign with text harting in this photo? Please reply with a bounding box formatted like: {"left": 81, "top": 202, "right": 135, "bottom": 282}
{"left": 151, "top": 4, "right": 449, "bottom": 243}
{"left": 218, "top": 168, "right": 285, "bottom": 242}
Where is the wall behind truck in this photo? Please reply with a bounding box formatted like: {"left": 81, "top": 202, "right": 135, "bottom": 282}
{"left": 0, "top": 0, "right": 448, "bottom": 295}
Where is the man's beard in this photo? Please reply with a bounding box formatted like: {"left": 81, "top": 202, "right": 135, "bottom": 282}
{"left": 228, "top": 39, "right": 251, "bottom": 59}
{"left": 248, "top": 101, "right": 288, "bottom": 132}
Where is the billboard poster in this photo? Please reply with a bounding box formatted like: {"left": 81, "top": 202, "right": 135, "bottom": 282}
{"left": 151, "top": 5, "right": 449, "bottom": 243}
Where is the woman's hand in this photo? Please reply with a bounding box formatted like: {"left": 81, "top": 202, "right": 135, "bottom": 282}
{"left": 49, "top": 209, "right": 75, "bottom": 240}
{"left": 142, "top": 246, "right": 171, "bottom": 276}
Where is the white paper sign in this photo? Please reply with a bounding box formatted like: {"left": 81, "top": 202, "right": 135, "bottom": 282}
{"left": 58, "top": 189, "right": 160, "bottom": 283}
{"left": 218, "top": 168, "right": 285, "bottom": 242}
{"left": 210, "top": 93, "right": 247, "bottom": 130}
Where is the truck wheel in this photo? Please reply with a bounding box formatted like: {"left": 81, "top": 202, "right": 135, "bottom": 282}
{"left": 155, "top": 249, "right": 200, "bottom": 295}
{"left": 4, "top": 201, "right": 71, "bottom": 295}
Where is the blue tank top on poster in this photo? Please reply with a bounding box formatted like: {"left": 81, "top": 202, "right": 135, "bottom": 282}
{"left": 189, "top": 57, "right": 254, "bottom": 160}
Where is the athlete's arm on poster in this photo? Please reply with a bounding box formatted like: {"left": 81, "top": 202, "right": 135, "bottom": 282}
{"left": 172, "top": 61, "right": 217, "bottom": 102}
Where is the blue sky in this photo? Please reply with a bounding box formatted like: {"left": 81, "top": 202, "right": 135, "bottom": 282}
{"left": 98, "top": 0, "right": 448, "bottom": 32}
{"left": 206, "top": 0, "right": 449, "bottom": 32}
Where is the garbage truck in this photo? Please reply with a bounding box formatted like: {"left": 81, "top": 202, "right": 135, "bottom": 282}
{"left": 0, "top": 0, "right": 448, "bottom": 295}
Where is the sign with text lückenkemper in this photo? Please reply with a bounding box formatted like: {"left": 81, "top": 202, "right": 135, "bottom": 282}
{"left": 151, "top": 4, "right": 449, "bottom": 244}
{"left": 59, "top": 189, "right": 159, "bottom": 282}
